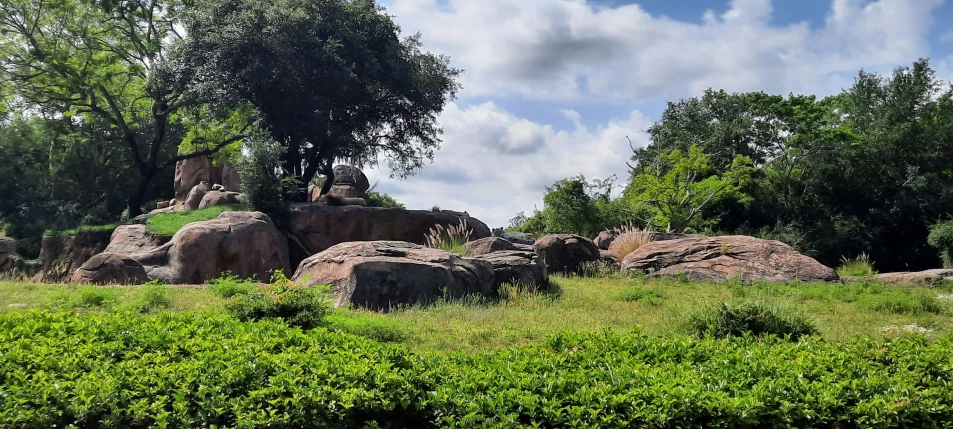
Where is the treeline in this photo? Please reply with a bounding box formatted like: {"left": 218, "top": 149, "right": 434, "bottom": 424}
{"left": 512, "top": 59, "right": 953, "bottom": 272}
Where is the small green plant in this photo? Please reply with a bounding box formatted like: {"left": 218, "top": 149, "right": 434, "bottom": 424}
{"left": 928, "top": 219, "right": 953, "bottom": 268}
{"left": 837, "top": 252, "right": 877, "bottom": 277}
{"left": 137, "top": 281, "right": 173, "bottom": 313}
{"left": 226, "top": 271, "right": 331, "bottom": 330}
{"left": 51, "top": 286, "right": 121, "bottom": 310}
{"left": 689, "top": 302, "right": 818, "bottom": 341}
{"left": 207, "top": 271, "right": 256, "bottom": 298}
{"left": 617, "top": 287, "right": 665, "bottom": 306}
{"left": 579, "top": 260, "right": 617, "bottom": 278}
{"left": 431, "top": 205, "right": 441, "bottom": 212}
{"left": 425, "top": 220, "right": 471, "bottom": 256}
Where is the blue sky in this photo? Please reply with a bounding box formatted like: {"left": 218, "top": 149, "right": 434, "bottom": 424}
{"left": 367, "top": 0, "right": 953, "bottom": 228}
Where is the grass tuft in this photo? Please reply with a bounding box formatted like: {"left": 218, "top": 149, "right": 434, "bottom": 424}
{"left": 425, "top": 220, "right": 471, "bottom": 256}
{"left": 608, "top": 225, "right": 652, "bottom": 262}
{"left": 837, "top": 252, "right": 877, "bottom": 277}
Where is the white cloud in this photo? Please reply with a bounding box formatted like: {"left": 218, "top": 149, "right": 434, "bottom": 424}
{"left": 388, "top": 0, "right": 943, "bottom": 101}
{"left": 367, "top": 102, "right": 650, "bottom": 227}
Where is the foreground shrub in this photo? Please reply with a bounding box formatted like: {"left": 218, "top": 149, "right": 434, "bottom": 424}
{"left": 4, "top": 311, "right": 953, "bottom": 427}
{"left": 689, "top": 302, "right": 818, "bottom": 340}
{"left": 837, "top": 252, "right": 877, "bottom": 277}
{"left": 226, "top": 272, "right": 331, "bottom": 330}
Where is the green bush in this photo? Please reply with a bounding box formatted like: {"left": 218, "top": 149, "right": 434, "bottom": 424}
{"left": 689, "top": 302, "right": 818, "bottom": 340}
{"left": 4, "top": 311, "right": 953, "bottom": 427}
{"left": 207, "top": 271, "right": 256, "bottom": 298}
{"left": 928, "top": 219, "right": 953, "bottom": 268}
{"left": 226, "top": 272, "right": 331, "bottom": 330}
{"left": 51, "top": 286, "right": 121, "bottom": 310}
{"left": 136, "top": 282, "right": 173, "bottom": 313}
{"left": 237, "top": 134, "right": 293, "bottom": 229}
{"left": 617, "top": 287, "right": 665, "bottom": 306}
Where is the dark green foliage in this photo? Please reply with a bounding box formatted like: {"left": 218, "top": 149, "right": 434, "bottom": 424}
{"left": 367, "top": 191, "right": 406, "bottom": 209}
{"left": 690, "top": 302, "right": 819, "bottom": 340}
{"left": 6, "top": 311, "right": 953, "bottom": 427}
{"left": 928, "top": 219, "right": 953, "bottom": 268}
{"left": 226, "top": 274, "right": 331, "bottom": 330}
{"left": 136, "top": 283, "right": 173, "bottom": 313}
{"left": 237, "top": 135, "right": 293, "bottom": 229}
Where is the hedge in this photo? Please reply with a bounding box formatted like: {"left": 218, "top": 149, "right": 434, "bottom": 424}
{"left": 2, "top": 311, "right": 953, "bottom": 428}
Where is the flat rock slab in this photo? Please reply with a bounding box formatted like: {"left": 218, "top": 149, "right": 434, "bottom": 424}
{"left": 293, "top": 241, "right": 495, "bottom": 311}
{"left": 622, "top": 235, "right": 838, "bottom": 283}
{"left": 864, "top": 269, "right": 953, "bottom": 285}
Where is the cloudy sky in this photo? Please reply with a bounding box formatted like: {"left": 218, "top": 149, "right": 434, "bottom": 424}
{"left": 365, "top": 0, "right": 953, "bottom": 228}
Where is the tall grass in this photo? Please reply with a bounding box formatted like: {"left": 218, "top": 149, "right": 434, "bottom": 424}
{"left": 425, "top": 220, "right": 471, "bottom": 256}
{"left": 608, "top": 226, "right": 652, "bottom": 262}
{"left": 837, "top": 252, "right": 877, "bottom": 277}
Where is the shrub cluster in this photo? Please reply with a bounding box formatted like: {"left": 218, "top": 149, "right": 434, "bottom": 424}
{"left": 225, "top": 272, "right": 331, "bottom": 330}
{"left": 4, "top": 311, "right": 953, "bottom": 427}
{"left": 689, "top": 302, "right": 819, "bottom": 341}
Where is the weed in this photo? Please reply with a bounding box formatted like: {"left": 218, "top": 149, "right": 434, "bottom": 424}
{"left": 689, "top": 301, "right": 818, "bottom": 341}
{"left": 618, "top": 287, "right": 665, "bottom": 306}
{"left": 137, "top": 281, "right": 173, "bottom": 313}
{"left": 425, "top": 220, "right": 471, "bottom": 256}
{"left": 51, "top": 286, "right": 120, "bottom": 310}
{"left": 837, "top": 252, "right": 877, "bottom": 277}
{"left": 207, "top": 271, "right": 256, "bottom": 298}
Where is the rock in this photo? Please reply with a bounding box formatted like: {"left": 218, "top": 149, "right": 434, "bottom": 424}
{"left": 472, "top": 250, "right": 549, "bottom": 289}
{"left": 867, "top": 269, "right": 953, "bottom": 285}
{"left": 184, "top": 182, "right": 210, "bottom": 210}
{"left": 332, "top": 165, "right": 370, "bottom": 194}
{"left": 198, "top": 191, "right": 242, "bottom": 209}
{"left": 594, "top": 230, "right": 618, "bottom": 250}
{"left": 599, "top": 250, "right": 618, "bottom": 265}
{"left": 71, "top": 253, "right": 148, "bottom": 285}
{"left": 211, "top": 184, "right": 225, "bottom": 192}
{"left": 621, "top": 235, "right": 838, "bottom": 283}
{"left": 326, "top": 184, "right": 364, "bottom": 199}
{"left": 169, "top": 199, "right": 177, "bottom": 207}
{"left": 157, "top": 211, "right": 289, "bottom": 284}
{"left": 288, "top": 204, "right": 491, "bottom": 267}
{"left": 0, "top": 236, "right": 17, "bottom": 254}
{"left": 514, "top": 243, "right": 535, "bottom": 252}
{"left": 39, "top": 229, "right": 113, "bottom": 282}
{"left": 174, "top": 156, "right": 221, "bottom": 202}
{"left": 319, "top": 195, "right": 367, "bottom": 206}
{"left": 157, "top": 201, "right": 170, "bottom": 209}
{"left": 533, "top": 234, "right": 600, "bottom": 274}
{"left": 502, "top": 231, "right": 535, "bottom": 245}
{"left": 308, "top": 184, "right": 322, "bottom": 203}
{"left": 464, "top": 237, "right": 516, "bottom": 257}
{"left": 105, "top": 225, "right": 171, "bottom": 254}
{"left": 221, "top": 164, "right": 241, "bottom": 192}
{"left": 293, "top": 241, "right": 495, "bottom": 311}
{"left": 75, "top": 212, "right": 289, "bottom": 285}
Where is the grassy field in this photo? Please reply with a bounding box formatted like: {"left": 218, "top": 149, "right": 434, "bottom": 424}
{"left": 3, "top": 275, "right": 953, "bottom": 353}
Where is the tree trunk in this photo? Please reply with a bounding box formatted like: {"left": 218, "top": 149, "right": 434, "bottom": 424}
{"left": 320, "top": 161, "right": 334, "bottom": 195}
{"left": 126, "top": 169, "right": 154, "bottom": 218}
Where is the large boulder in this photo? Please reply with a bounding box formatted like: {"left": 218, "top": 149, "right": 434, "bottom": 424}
{"left": 184, "top": 182, "right": 211, "bottom": 210}
{"left": 198, "top": 191, "right": 242, "bottom": 209}
{"left": 293, "top": 241, "right": 495, "bottom": 311}
{"left": 174, "top": 156, "right": 220, "bottom": 202}
{"left": 104, "top": 225, "right": 171, "bottom": 254}
{"left": 472, "top": 250, "right": 549, "bottom": 290}
{"left": 621, "top": 235, "right": 838, "bottom": 283}
{"left": 491, "top": 229, "right": 535, "bottom": 245}
{"left": 332, "top": 165, "right": 370, "bottom": 194}
{"left": 156, "top": 211, "right": 289, "bottom": 284}
{"left": 594, "top": 230, "right": 618, "bottom": 250}
{"left": 0, "top": 236, "right": 16, "bottom": 272}
{"left": 465, "top": 237, "right": 517, "bottom": 257}
{"left": 533, "top": 234, "right": 600, "bottom": 274}
{"left": 288, "top": 204, "right": 491, "bottom": 266}
{"left": 71, "top": 253, "right": 148, "bottom": 285}
{"left": 0, "top": 236, "right": 17, "bottom": 254}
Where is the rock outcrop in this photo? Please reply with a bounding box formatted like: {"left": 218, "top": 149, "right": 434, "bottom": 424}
{"left": 288, "top": 204, "right": 491, "bottom": 266}
{"left": 38, "top": 229, "right": 114, "bottom": 282}
{"left": 533, "top": 234, "right": 600, "bottom": 274}
{"left": 73, "top": 211, "right": 289, "bottom": 285}
{"left": 472, "top": 250, "right": 549, "bottom": 290}
{"left": 184, "top": 182, "right": 211, "bottom": 210}
{"left": 198, "top": 191, "right": 242, "bottom": 209}
{"left": 293, "top": 241, "right": 495, "bottom": 311}
{"left": 465, "top": 237, "right": 517, "bottom": 257}
{"left": 174, "top": 156, "right": 219, "bottom": 202}
{"left": 594, "top": 230, "right": 618, "bottom": 250}
{"left": 326, "top": 165, "right": 370, "bottom": 200}
{"left": 71, "top": 254, "right": 148, "bottom": 285}
{"left": 621, "top": 235, "right": 838, "bottom": 283}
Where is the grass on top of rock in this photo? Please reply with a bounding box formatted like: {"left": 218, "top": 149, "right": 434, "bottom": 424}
{"left": 424, "top": 220, "right": 471, "bottom": 256}
{"left": 43, "top": 223, "right": 121, "bottom": 237}
{"left": 146, "top": 204, "right": 248, "bottom": 236}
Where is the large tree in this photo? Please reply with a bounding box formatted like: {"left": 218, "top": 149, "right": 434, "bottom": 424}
{"left": 180, "top": 0, "right": 461, "bottom": 196}
{"left": 0, "top": 0, "right": 245, "bottom": 216}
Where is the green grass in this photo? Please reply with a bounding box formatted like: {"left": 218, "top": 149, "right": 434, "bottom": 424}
{"left": 43, "top": 223, "right": 121, "bottom": 237}
{"left": 837, "top": 253, "right": 878, "bottom": 277}
{"left": 3, "top": 276, "right": 953, "bottom": 353}
{"left": 146, "top": 205, "right": 247, "bottom": 236}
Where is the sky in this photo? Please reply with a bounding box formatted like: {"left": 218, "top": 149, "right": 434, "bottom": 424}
{"left": 365, "top": 0, "right": 953, "bottom": 228}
